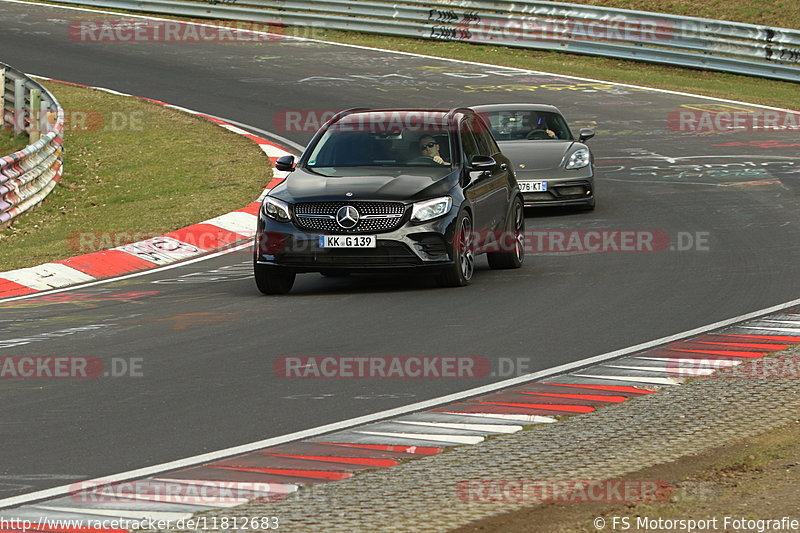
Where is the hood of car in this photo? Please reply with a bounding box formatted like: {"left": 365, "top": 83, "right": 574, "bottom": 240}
{"left": 270, "top": 166, "right": 458, "bottom": 203}
{"left": 498, "top": 140, "right": 579, "bottom": 171}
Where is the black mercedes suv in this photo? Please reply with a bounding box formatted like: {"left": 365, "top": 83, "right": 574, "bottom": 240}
{"left": 254, "top": 107, "right": 525, "bottom": 294}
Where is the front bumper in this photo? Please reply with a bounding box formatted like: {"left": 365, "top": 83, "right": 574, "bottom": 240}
{"left": 255, "top": 209, "right": 460, "bottom": 274}
{"left": 519, "top": 177, "right": 594, "bottom": 207}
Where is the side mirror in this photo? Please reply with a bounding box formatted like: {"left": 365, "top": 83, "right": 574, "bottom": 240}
{"left": 578, "top": 128, "right": 595, "bottom": 142}
{"left": 274, "top": 155, "right": 296, "bottom": 172}
{"left": 469, "top": 155, "right": 496, "bottom": 171}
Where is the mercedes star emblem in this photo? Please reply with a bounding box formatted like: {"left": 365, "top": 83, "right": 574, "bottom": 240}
{"left": 336, "top": 205, "right": 360, "bottom": 229}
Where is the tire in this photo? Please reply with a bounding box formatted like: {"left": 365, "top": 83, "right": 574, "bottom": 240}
{"left": 436, "top": 210, "right": 475, "bottom": 287}
{"left": 487, "top": 196, "right": 525, "bottom": 270}
{"left": 254, "top": 263, "right": 296, "bottom": 294}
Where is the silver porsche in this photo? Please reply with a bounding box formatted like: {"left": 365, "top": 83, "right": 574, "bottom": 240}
{"left": 473, "top": 103, "right": 596, "bottom": 210}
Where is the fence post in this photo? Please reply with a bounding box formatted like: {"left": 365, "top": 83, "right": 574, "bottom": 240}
{"left": 0, "top": 68, "right": 6, "bottom": 129}
{"left": 13, "top": 77, "right": 25, "bottom": 134}
{"left": 29, "top": 88, "right": 41, "bottom": 143}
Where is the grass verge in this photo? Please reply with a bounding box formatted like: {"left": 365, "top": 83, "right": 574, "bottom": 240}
{"left": 0, "top": 129, "right": 28, "bottom": 155}
{"left": 521, "top": 0, "right": 800, "bottom": 28}
{"left": 0, "top": 80, "right": 270, "bottom": 271}
{"left": 451, "top": 417, "right": 800, "bottom": 532}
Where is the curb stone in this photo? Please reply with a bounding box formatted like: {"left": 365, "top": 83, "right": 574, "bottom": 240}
{"left": 0, "top": 78, "right": 293, "bottom": 299}
{"left": 174, "top": 344, "right": 800, "bottom": 532}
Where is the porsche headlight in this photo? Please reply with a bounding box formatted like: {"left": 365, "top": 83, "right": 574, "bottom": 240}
{"left": 411, "top": 196, "right": 452, "bottom": 222}
{"left": 566, "top": 149, "right": 590, "bottom": 170}
{"left": 262, "top": 197, "right": 291, "bottom": 222}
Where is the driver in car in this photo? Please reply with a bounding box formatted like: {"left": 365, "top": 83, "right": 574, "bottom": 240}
{"left": 419, "top": 135, "right": 450, "bottom": 165}
{"left": 528, "top": 114, "right": 558, "bottom": 139}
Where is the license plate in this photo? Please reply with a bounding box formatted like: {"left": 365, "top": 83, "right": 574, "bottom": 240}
{"left": 519, "top": 181, "right": 547, "bottom": 192}
{"left": 319, "top": 235, "right": 377, "bottom": 248}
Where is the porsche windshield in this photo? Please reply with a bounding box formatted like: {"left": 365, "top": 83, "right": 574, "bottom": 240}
{"left": 482, "top": 110, "right": 574, "bottom": 141}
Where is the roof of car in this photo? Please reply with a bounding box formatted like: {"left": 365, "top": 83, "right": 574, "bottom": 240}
{"left": 335, "top": 108, "right": 485, "bottom": 121}
{"left": 470, "top": 103, "right": 563, "bottom": 114}
{"left": 325, "top": 108, "right": 479, "bottom": 133}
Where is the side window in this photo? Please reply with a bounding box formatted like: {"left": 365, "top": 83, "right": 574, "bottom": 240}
{"left": 460, "top": 121, "right": 480, "bottom": 162}
{"left": 468, "top": 117, "right": 498, "bottom": 156}
{"left": 476, "top": 121, "right": 500, "bottom": 155}
{"left": 552, "top": 114, "right": 574, "bottom": 140}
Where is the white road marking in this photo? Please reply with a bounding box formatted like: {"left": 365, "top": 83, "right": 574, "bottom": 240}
{"left": 3, "top": 297, "right": 800, "bottom": 509}
{"left": 575, "top": 374, "right": 681, "bottom": 385}
{"left": 355, "top": 431, "right": 485, "bottom": 445}
{"left": 1, "top": 264, "right": 95, "bottom": 291}
{"left": 394, "top": 420, "right": 522, "bottom": 433}
{"left": 439, "top": 412, "right": 557, "bottom": 423}
{"left": 32, "top": 505, "right": 192, "bottom": 520}
{"left": 0, "top": 242, "right": 251, "bottom": 304}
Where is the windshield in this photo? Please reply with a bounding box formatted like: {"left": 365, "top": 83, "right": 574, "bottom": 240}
{"left": 306, "top": 114, "right": 454, "bottom": 169}
{"left": 481, "top": 110, "right": 574, "bottom": 141}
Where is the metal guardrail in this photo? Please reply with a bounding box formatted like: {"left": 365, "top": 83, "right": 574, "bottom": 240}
{"left": 1, "top": 63, "right": 64, "bottom": 229}
{"left": 54, "top": 0, "right": 800, "bottom": 82}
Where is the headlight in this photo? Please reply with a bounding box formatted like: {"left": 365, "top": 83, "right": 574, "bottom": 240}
{"left": 411, "top": 196, "right": 452, "bottom": 222}
{"left": 262, "top": 197, "right": 291, "bottom": 222}
{"left": 566, "top": 149, "right": 590, "bottom": 170}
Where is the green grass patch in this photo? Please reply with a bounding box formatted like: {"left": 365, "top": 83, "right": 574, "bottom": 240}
{"left": 524, "top": 0, "right": 800, "bottom": 28}
{"left": 699, "top": 428, "right": 799, "bottom": 474}
{"left": 0, "top": 81, "right": 270, "bottom": 271}
{"left": 0, "top": 128, "right": 28, "bottom": 155}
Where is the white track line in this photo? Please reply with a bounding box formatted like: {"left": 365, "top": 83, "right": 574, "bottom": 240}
{"left": 199, "top": 113, "right": 305, "bottom": 153}
{"left": 0, "top": 241, "right": 251, "bottom": 304}
{"left": 2, "top": 295, "right": 800, "bottom": 509}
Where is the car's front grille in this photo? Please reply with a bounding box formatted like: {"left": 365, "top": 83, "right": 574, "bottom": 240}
{"left": 294, "top": 202, "right": 406, "bottom": 234}
{"left": 522, "top": 192, "right": 553, "bottom": 201}
{"left": 410, "top": 233, "right": 449, "bottom": 259}
{"left": 555, "top": 185, "right": 588, "bottom": 197}
{"left": 279, "top": 242, "right": 421, "bottom": 266}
